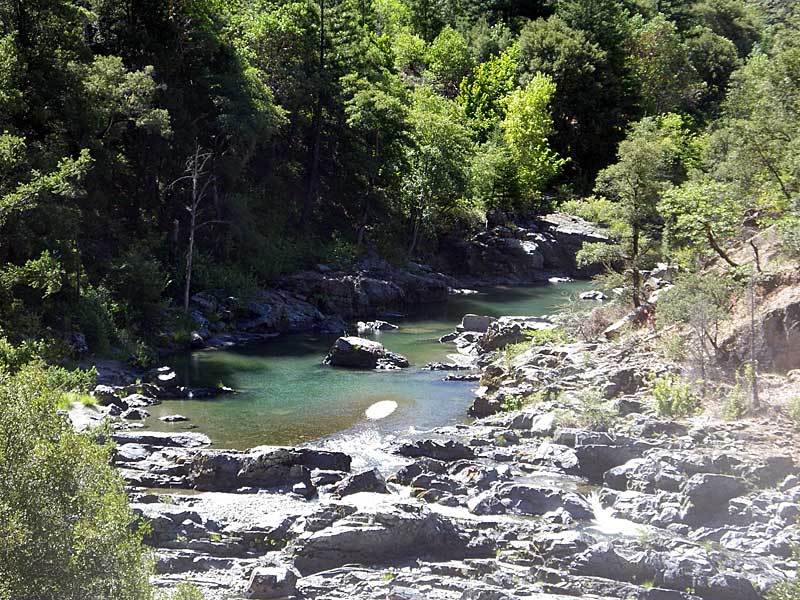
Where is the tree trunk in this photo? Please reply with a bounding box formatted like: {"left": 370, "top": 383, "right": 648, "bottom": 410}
{"left": 631, "top": 223, "right": 641, "bottom": 307}
{"left": 184, "top": 206, "right": 196, "bottom": 314}
{"left": 705, "top": 226, "right": 739, "bottom": 268}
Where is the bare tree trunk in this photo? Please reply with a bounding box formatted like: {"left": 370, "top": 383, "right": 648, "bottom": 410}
{"left": 705, "top": 226, "right": 739, "bottom": 268}
{"left": 184, "top": 206, "right": 196, "bottom": 314}
{"left": 631, "top": 223, "right": 641, "bottom": 307}
{"left": 749, "top": 276, "right": 760, "bottom": 410}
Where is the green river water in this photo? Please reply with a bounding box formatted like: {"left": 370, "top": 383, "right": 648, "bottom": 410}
{"left": 147, "top": 282, "right": 591, "bottom": 454}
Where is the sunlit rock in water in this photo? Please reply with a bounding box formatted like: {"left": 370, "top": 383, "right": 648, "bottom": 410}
{"left": 365, "top": 400, "right": 398, "bottom": 420}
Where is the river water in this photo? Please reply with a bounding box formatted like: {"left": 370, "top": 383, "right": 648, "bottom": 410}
{"left": 147, "top": 282, "right": 590, "bottom": 450}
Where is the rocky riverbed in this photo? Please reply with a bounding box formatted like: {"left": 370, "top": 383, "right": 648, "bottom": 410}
{"left": 103, "top": 313, "right": 799, "bottom": 600}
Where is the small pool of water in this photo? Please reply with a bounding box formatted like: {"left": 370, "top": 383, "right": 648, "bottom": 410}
{"left": 146, "top": 282, "right": 591, "bottom": 449}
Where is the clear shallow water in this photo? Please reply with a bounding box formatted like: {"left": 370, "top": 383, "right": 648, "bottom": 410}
{"left": 147, "top": 282, "right": 591, "bottom": 449}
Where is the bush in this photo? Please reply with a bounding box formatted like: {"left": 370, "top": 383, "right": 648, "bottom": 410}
{"left": 789, "top": 396, "right": 800, "bottom": 430}
{"left": 651, "top": 374, "right": 699, "bottom": 417}
{"left": 0, "top": 362, "right": 152, "bottom": 599}
{"left": 778, "top": 216, "right": 800, "bottom": 257}
{"left": 722, "top": 366, "right": 753, "bottom": 421}
{"left": 577, "top": 390, "right": 616, "bottom": 431}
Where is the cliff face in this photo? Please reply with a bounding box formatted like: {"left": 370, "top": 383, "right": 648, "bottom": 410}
{"left": 433, "top": 213, "right": 608, "bottom": 283}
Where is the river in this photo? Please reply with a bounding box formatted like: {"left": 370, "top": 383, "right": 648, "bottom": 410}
{"left": 146, "top": 282, "right": 591, "bottom": 452}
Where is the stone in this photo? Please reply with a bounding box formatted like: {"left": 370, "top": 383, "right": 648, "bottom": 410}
{"left": 289, "top": 500, "right": 476, "bottom": 575}
{"left": 246, "top": 566, "right": 298, "bottom": 599}
{"left": 397, "top": 440, "right": 474, "bottom": 461}
{"left": 580, "top": 290, "right": 606, "bottom": 301}
{"left": 458, "top": 314, "right": 496, "bottom": 333}
{"left": 331, "top": 468, "right": 389, "bottom": 498}
{"left": 122, "top": 407, "right": 150, "bottom": 420}
{"left": 324, "top": 336, "right": 409, "bottom": 369}
{"left": 110, "top": 430, "right": 211, "bottom": 448}
{"left": 159, "top": 414, "right": 189, "bottom": 423}
{"left": 92, "top": 384, "right": 121, "bottom": 406}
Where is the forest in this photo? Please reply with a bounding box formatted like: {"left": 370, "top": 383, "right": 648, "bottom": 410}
{"left": 0, "top": 0, "right": 797, "bottom": 360}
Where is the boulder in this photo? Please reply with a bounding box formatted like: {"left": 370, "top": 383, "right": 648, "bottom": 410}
{"left": 357, "top": 320, "right": 399, "bottom": 332}
{"left": 111, "top": 430, "right": 211, "bottom": 448}
{"left": 468, "top": 483, "right": 593, "bottom": 519}
{"left": 159, "top": 414, "right": 189, "bottom": 423}
{"left": 324, "top": 336, "right": 409, "bottom": 370}
{"left": 289, "top": 501, "right": 474, "bottom": 574}
{"left": 92, "top": 384, "right": 121, "bottom": 406}
{"left": 458, "top": 314, "right": 496, "bottom": 333}
{"left": 189, "top": 447, "right": 351, "bottom": 492}
{"left": 331, "top": 468, "right": 389, "bottom": 498}
{"left": 397, "top": 440, "right": 474, "bottom": 461}
{"left": 246, "top": 566, "right": 298, "bottom": 599}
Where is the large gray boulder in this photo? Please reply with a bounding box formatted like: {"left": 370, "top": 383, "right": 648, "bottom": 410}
{"left": 289, "top": 501, "right": 475, "bottom": 574}
{"left": 324, "top": 336, "right": 409, "bottom": 369}
{"left": 189, "top": 447, "right": 351, "bottom": 492}
{"left": 246, "top": 566, "right": 298, "bottom": 599}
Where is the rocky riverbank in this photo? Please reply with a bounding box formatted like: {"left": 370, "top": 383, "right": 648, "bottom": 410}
{"left": 177, "top": 213, "right": 605, "bottom": 351}
{"left": 111, "top": 304, "right": 799, "bottom": 600}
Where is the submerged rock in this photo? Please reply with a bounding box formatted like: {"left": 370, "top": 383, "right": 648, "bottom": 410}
{"left": 324, "top": 336, "right": 409, "bottom": 369}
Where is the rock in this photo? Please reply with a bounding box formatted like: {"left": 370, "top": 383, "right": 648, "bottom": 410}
{"left": 68, "top": 332, "right": 89, "bottom": 355}
{"left": 289, "top": 501, "right": 476, "bottom": 575}
{"left": 485, "top": 483, "right": 594, "bottom": 519}
{"left": 122, "top": 407, "right": 150, "bottom": 420}
{"left": 246, "top": 566, "right": 298, "bottom": 599}
{"left": 159, "top": 414, "right": 189, "bottom": 423}
{"left": 110, "top": 431, "right": 211, "bottom": 448}
{"left": 398, "top": 440, "right": 475, "bottom": 461}
{"left": 189, "top": 331, "right": 205, "bottom": 349}
{"left": 92, "top": 384, "right": 121, "bottom": 406}
{"left": 189, "top": 447, "right": 351, "bottom": 492}
{"left": 331, "top": 468, "right": 389, "bottom": 497}
{"left": 458, "top": 314, "right": 496, "bottom": 333}
{"left": 323, "top": 336, "right": 409, "bottom": 370}
{"left": 682, "top": 474, "right": 750, "bottom": 507}
{"left": 146, "top": 366, "right": 180, "bottom": 388}
{"left": 580, "top": 290, "right": 606, "bottom": 301}
{"left": 681, "top": 474, "right": 751, "bottom": 525}
{"left": 357, "top": 320, "right": 399, "bottom": 332}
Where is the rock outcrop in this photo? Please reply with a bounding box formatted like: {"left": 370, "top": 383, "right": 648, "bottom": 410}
{"left": 324, "top": 336, "right": 409, "bottom": 369}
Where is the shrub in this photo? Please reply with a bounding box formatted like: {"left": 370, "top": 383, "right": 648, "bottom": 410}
{"left": 577, "top": 390, "right": 616, "bottom": 431}
{"left": 722, "top": 366, "right": 753, "bottom": 421}
{"left": 789, "top": 396, "right": 800, "bottom": 430}
{"left": 651, "top": 374, "right": 699, "bottom": 417}
{"left": 0, "top": 362, "right": 152, "bottom": 599}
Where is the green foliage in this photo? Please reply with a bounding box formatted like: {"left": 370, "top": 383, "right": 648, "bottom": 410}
{"left": 766, "top": 551, "right": 800, "bottom": 600}
{"left": 722, "top": 367, "right": 752, "bottom": 420}
{"left": 501, "top": 73, "right": 566, "bottom": 200}
{"left": 628, "top": 14, "right": 701, "bottom": 115}
{"left": 458, "top": 49, "right": 517, "bottom": 141}
{"left": 789, "top": 396, "right": 800, "bottom": 431}
{"left": 0, "top": 363, "right": 151, "bottom": 599}
{"left": 426, "top": 26, "right": 474, "bottom": 97}
{"left": 651, "top": 374, "right": 699, "bottom": 417}
{"left": 577, "top": 389, "right": 616, "bottom": 431}
{"left": 160, "top": 582, "right": 205, "bottom": 600}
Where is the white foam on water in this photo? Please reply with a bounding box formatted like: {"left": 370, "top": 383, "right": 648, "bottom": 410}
{"left": 585, "top": 491, "right": 649, "bottom": 537}
{"left": 365, "top": 400, "right": 398, "bottom": 420}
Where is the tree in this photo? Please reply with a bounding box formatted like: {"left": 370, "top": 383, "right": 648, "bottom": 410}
{"left": 404, "top": 88, "right": 474, "bottom": 254}
{"left": 627, "top": 14, "right": 702, "bottom": 115}
{"left": 501, "top": 73, "right": 566, "bottom": 200}
{"left": 170, "top": 145, "right": 218, "bottom": 313}
{"left": 458, "top": 48, "right": 517, "bottom": 141}
{"left": 343, "top": 74, "right": 410, "bottom": 246}
{"left": 657, "top": 272, "right": 735, "bottom": 391}
{"left": 425, "top": 26, "right": 474, "bottom": 97}
{"left": 589, "top": 115, "right": 688, "bottom": 306}
{"left": 0, "top": 362, "right": 152, "bottom": 599}
{"left": 518, "top": 14, "right": 608, "bottom": 185}
{"left": 660, "top": 177, "right": 743, "bottom": 266}
{"left": 685, "top": 26, "right": 740, "bottom": 116}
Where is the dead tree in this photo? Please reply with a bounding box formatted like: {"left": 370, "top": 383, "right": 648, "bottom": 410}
{"left": 170, "top": 144, "right": 218, "bottom": 313}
